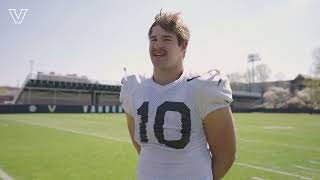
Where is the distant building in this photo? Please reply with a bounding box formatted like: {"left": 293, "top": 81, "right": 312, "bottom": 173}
{"left": 12, "top": 72, "right": 120, "bottom": 106}
{"left": 2, "top": 73, "right": 318, "bottom": 111}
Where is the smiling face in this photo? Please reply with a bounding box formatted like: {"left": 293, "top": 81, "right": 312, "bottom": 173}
{"left": 149, "top": 25, "right": 187, "bottom": 71}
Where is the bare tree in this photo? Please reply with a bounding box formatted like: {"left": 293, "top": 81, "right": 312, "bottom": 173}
{"left": 304, "top": 79, "right": 320, "bottom": 110}
{"left": 255, "top": 64, "right": 271, "bottom": 82}
{"left": 312, "top": 47, "right": 320, "bottom": 76}
{"left": 226, "top": 72, "right": 246, "bottom": 83}
{"left": 304, "top": 47, "right": 320, "bottom": 110}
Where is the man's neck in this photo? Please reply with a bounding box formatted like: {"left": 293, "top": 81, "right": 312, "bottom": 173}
{"left": 153, "top": 66, "right": 184, "bottom": 86}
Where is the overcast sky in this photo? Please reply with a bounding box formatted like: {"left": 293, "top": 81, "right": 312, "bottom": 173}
{"left": 1, "top": 0, "right": 319, "bottom": 86}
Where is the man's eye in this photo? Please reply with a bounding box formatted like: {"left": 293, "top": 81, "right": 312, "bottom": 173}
{"left": 163, "top": 38, "right": 171, "bottom": 41}
{"left": 151, "top": 39, "right": 157, "bottom": 42}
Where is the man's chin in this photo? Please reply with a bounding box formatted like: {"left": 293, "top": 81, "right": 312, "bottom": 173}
{"left": 152, "top": 56, "right": 167, "bottom": 61}
{"left": 152, "top": 58, "right": 167, "bottom": 66}
{"left": 153, "top": 64, "right": 176, "bottom": 72}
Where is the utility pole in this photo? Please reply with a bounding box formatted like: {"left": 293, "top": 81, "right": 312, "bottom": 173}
{"left": 248, "top": 53, "right": 261, "bottom": 92}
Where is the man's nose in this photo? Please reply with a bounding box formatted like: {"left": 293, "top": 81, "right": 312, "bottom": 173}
{"left": 153, "top": 40, "right": 164, "bottom": 49}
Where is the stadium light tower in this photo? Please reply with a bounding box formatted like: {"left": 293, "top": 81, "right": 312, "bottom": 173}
{"left": 247, "top": 53, "right": 261, "bottom": 92}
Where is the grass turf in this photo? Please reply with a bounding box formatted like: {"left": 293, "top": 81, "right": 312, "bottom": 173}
{"left": 0, "top": 113, "right": 319, "bottom": 180}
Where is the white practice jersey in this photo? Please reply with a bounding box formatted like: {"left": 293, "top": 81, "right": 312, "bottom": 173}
{"left": 120, "top": 69, "right": 233, "bottom": 180}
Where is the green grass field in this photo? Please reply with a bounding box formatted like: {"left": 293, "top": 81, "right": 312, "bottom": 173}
{"left": 0, "top": 113, "right": 319, "bottom": 180}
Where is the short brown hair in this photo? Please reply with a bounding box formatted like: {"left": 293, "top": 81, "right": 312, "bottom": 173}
{"left": 148, "top": 11, "right": 190, "bottom": 46}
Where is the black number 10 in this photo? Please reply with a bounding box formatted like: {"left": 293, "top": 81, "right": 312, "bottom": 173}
{"left": 137, "top": 101, "right": 191, "bottom": 149}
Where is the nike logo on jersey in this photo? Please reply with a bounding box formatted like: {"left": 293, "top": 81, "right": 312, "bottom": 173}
{"left": 186, "top": 75, "right": 200, "bottom": 82}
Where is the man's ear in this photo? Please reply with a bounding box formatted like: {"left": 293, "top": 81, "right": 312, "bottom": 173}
{"left": 181, "top": 40, "right": 188, "bottom": 58}
{"left": 181, "top": 40, "right": 188, "bottom": 50}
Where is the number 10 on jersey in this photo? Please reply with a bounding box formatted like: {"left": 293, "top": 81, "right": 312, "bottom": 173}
{"left": 137, "top": 101, "right": 191, "bottom": 149}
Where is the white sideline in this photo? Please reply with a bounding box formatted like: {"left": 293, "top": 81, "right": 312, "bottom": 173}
{"left": 239, "top": 138, "right": 320, "bottom": 152}
{"left": 294, "top": 165, "right": 320, "bottom": 173}
{"left": 12, "top": 119, "right": 131, "bottom": 143}
{"left": 235, "top": 162, "right": 312, "bottom": 180}
{"left": 0, "top": 168, "right": 14, "bottom": 180}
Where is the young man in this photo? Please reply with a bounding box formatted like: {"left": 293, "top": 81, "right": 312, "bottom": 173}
{"left": 120, "top": 12, "right": 236, "bottom": 180}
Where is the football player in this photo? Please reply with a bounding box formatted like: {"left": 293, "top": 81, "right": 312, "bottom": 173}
{"left": 120, "top": 11, "right": 236, "bottom": 180}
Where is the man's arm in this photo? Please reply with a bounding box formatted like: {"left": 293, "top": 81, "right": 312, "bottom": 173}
{"left": 203, "top": 106, "right": 236, "bottom": 180}
{"left": 125, "top": 113, "right": 141, "bottom": 154}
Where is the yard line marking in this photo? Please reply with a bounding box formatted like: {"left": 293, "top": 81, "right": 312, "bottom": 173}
{"left": 251, "top": 177, "right": 266, "bottom": 180}
{"left": 0, "top": 168, "right": 14, "bottom": 180}
{"left": 294, "top": 165, "right": 320, "bottom": 173}
{"left": 266, "top": 142, "right": 320, "bottom": 152}
{"left": 9, "top": 119, "right": 320, "bottom": 152}
{"left": 263, "top": 126, "right": 293, "bottom": 130}
{"left": 239, "top": 138, "right": 320, "bottom": 152}
{"left": 235, "top": 162, "right": 312, "bottom": 180}
{"left": 11, "top": 119, "right": 131, "bottom": 143}
{"left": 7, "top": 119, "right": 320, "bottom": 153}
{"left": 239, "top": 138, "right": 261, "bottom": 143}
{"left": 309, "top": 160, "right": 320, "bottom": 165}
{"left": 240, "top": 126, "right": 304, "bottom": 139}
{"left": 4, "top": 119, "right": 316, "bottom": 180}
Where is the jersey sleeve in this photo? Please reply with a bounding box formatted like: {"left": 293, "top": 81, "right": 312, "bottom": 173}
{"left": 196, "top": 70, "right": 233, "bottom": 120}
{"left": 120, "top": 76, "right": 134, "bottom": 117}
{"left": 120, "top": 74, "right": 145, "bottom": 117}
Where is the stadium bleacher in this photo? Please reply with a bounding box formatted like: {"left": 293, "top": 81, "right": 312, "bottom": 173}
{"left": 15, "top": 72, "right": 121, "bottom": 108}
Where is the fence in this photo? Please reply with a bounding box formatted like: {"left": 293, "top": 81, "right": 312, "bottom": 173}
{"left": 0, "top": 104, "right": 123, "bottom": 113}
